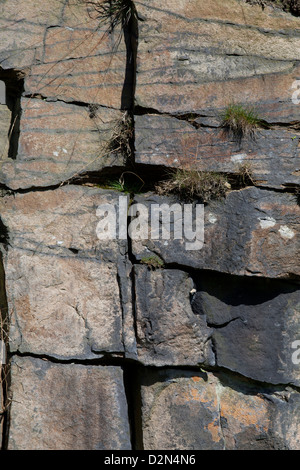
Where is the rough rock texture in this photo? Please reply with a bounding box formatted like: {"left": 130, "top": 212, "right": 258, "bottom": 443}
{"left": 134, "top": 0, "right": 300, "bottom": 187}
{"left": 0, "top": 0, "right": 299, "bottom": 451}
{"left": 0, "top": 186, "right": 135, "bottom": 360}
{"left": 8, "top": 356, "right": 131, "bottom": 450}
{"left": 132, "top": 188, "right": 300, "bottom": 279}
{"left": 137, "top": 369, "right": 300, "bottom": 450}
{"left": 135, "top": 114, "right": 300, "bottom": 189}
{"left": 0, "top": 99, "right": 123, "bottom": 190}
{"left": 134, "top": 266, "right": 214, "bottom": 366}
{"left": 135, "top": 0, "right": 300, "bottom": 119}
{"left": 192, "top": 272, "right": 300, "bottom": 385}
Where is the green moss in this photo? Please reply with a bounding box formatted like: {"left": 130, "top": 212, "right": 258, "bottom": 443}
{"left": 140, "top": 255, "right": 164, "bottom": 269}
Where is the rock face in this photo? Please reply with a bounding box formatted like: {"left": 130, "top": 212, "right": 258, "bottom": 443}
{"left": 131, "top": 188, "right": 300, "bottom": 279}
{"left": 137, "top": 369, "right": 300, "bottom": 450}
{"left": 134, "top": 266, "right": 215, "bottom": 367}
{"left": 0, "top": 0, "right": 299, "bottom": 451}
{"left": 8, "top": 357, "right": 131, "bottom": 450}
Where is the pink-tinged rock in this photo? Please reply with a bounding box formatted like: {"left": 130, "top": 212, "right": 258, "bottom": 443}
{"left": 0, "top": 0, "right": 130, "bottom": 109}
{"left": 8, "top": 357, "right": 131, "bottom": 450}
{"left": 0, "top": 106, "right": 11, "bottom": 160}
{"left": 26, "top": 25, "right": 129, "bottom": 108}
{"left": 0, "top": 98, "right": 123, "bottom": 190}
{"left": 135, "top": 0, "right": 300, "bottom": 122}
{"left": 135, "top": 114, "right": 300, "bottom": 190}
{"left": 0, "top": 186, "right": 134, "bottom": 359}
{"left": 0, "top": 0, "right": 63, "bottom": 69}
{"left": 138, "top": 368, "right": 300, "bottom": 450}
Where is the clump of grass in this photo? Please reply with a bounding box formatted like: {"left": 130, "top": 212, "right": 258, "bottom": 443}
{"left": 156, "top": 169, "right": 230, "bottom": 203}
{"left": 86, "top": 0, "right": 136, "bottom": 29}
{"left": 140, "top": 255, "right": 164, "bottom": 270}
{"left": 236, "top": 162, "right": 255, "bottom": 187}
{"left": 109, "top": 111, "right": 134, "bottom": 162}
{"left": 105, "top": 171, "right": 145, "bottom": 194}
{"left": 221, "top": 103, "right": 261, "bottom": 140}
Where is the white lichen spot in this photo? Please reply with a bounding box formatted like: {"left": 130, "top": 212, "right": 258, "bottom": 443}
{"left": 279, "top": 225, "right": 295, "bottom": 240}
{"left": 53, "top": 151, "right": 59, "bottom": 157}
{"left": 259, "top": 217, "right": 276, "bottom": 229}
{"left": 164, "top": 241, "right": 169, "bottom": 246}
{"left": 208, "top": 213, "right": 218, "bottom": 224}
{"left": 230, "top": 153, "right": 247, "bottom": 163}
{"left": 63, "top": 148, "right": 68, "bottom": 154}
{"left": 57, "top": 241, "right": 64, "bottom": 245}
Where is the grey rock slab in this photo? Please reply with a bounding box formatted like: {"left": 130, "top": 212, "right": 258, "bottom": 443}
{"left": 192, "top": 272, "right": 300, "bottom": 386}
{"left": 134, "top": 266, "right": 214, "bottom": 367}
{"left": 135, "top": 114, "right": 300, "bottom": 190}
{"left": 131, "top": 187, "right": 300, "bottom": 279}
{"left": 8, "top": 356, "right": 131, "bottom": 450}
{"left": 0, "top": 186, "right": 134, "bottom": 359}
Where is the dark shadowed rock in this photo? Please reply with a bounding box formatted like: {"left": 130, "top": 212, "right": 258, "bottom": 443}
{"left": 135, "top": 114, "right": 300, "bottom": 190}
{"left": 134, "top": 266, "right": 214, "bottom": 366}
{"left": 131, "top": 188, "right": 300, "bottom": 279}
{"left": 192, "top": 272, "right": 300, "bottom": 385}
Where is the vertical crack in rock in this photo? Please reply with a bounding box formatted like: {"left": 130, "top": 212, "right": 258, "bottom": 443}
{"left": 0, "top": 68, "right": 24, "bottom": 161}
{"left": 0, "top": 222, "right": 10, "bottom": 450}
{"left": 123, "top": 363, "right": 144, "bottom": 450}
{"left": 121, "top": 1, "right": 138, "bottom": 112}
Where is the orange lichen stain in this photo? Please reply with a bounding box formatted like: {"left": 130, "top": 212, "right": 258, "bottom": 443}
{"left": 192, "top": 376, "right": 201, "bottom": 383}
{"left": 220, "top": 397, "right": 269, "bottom": 433}
{"left": 206, "top": 420, "right": 222, "bottom": 443}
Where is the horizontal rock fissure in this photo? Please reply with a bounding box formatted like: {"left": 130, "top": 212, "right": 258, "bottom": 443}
{"left": 22, "top": 92, "right": 121, "bottom": 112}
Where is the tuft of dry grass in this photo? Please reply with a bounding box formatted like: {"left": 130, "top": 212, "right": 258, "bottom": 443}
{"left": 85, "top": 0, "right": 135, "bottom": 29}
{"left": 156, "top": 169, "right": 230, "bottom": 203}
{"left": 108, "top": 111, "right": 134, "bottom": 161}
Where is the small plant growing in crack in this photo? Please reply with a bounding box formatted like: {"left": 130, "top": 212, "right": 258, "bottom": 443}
{"left": 85, "top": 0, "right": 136, "bottom": 30}
{"left": 140, "top": 255, "right": 164, "bottom": 270}
{"left": 236, "top": 162, "right": 255, "bottom": 187}
{"left": 221, "top": 103, "right": 262, "bottom": 141}
{"left": 108, "top": 111, "right": 134, "bottom": 163}
{"left": 105, "top": 171, "right": 145, "bottom": 194}
{"left": 156, "top": 168, "right": 230, "bottom": 203}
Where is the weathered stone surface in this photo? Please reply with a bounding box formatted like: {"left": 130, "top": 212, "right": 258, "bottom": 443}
{"left": 134, "top": 266, "right": 214, "bottom": 367}
{"left": 0, "top": 185, "right": 135, "bottom": 360}
{"left": 131, "top": 188, "right": 300, "bottom": 279}
{"left": 138, "top": 368, "right": 300, "bottom": 450}
{"left": 135, "top": 0, "right": 300, "bottom": 121}
{"left": 0, "top": 0, "right": 129, "bottom": 109}
{"left": 192, "top": 272, "right": 300, "bottom": 385}
{"left": 0, "top": 105, "right": 11, "bottom": 161}
{"left": 8, "top": 356, "right": 131, "bottom": 450}
{"left": 0, "top": 98, "right": 123, "bottom": 190}
{"left": 135, "top": 114, "right": 300, "bottom": 189}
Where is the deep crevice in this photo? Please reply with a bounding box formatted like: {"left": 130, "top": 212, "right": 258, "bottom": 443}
{"left": 0, "top": 245, "right": 10, "bottom": 450}
{"left": 0, "top": 68, "right": 24, "bottom": 160}
{"left": 123, "top": 363, "right": 144, "bottom": 450}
